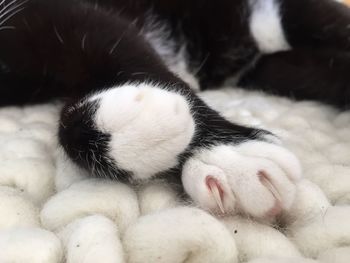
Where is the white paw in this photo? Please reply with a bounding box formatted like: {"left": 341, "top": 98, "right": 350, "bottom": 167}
{"left": 90, "top": 83, "right": 195, "bottom": 180}
{"left": 182, "top": 140, "right": 302, "bottom": 219}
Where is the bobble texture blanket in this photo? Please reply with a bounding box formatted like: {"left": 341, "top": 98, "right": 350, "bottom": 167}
{"left": 0, "top": 87, "right": 350, "bottom": 263}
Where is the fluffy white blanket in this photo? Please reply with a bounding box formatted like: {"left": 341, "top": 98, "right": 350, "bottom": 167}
{"left": 0, "top": 87, "right": 350, "bottom": 263}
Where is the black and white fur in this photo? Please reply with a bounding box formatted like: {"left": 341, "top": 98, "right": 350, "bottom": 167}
{"left": 0, "top": 0, "right": 349, "bottom": 219}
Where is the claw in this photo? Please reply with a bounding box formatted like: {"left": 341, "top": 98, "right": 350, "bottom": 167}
{"left": 259, "top": 171, "right": 283, "bottom": 217}
{"left": 206, "top": 176, "right": 225, "bottom": 214}
{"left": 258, "top": 171, "right": 282, "bottom": 203}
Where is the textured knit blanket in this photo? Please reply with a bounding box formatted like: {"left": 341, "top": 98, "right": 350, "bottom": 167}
{"left": 0, "top": 86, "right": 349, "bottom": 263}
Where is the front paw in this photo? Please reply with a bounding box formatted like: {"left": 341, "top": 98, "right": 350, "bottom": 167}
{"left": 182, "top": 140, "right": 302, "bottom": 219}
{"left": 60, "top": 83, "right": 195, "bottom": 180}
{"left": 92, "top": 84, "right": 195, "bottom": 179}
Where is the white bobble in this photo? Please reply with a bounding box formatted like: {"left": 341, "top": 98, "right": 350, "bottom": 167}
{"left": 138, "top": 181, "right": 180, "bottom": 215}
{"left": 0, "top": 227, "right": 63, "bottom": 263}
{"left": 281, "top": 179, "right": 330, "bottom": 225}
{"left": 41, "top": 179, "right": 139, "bottom": 234}
{"left": 318, "top": 247, "right": 350, "bottom": 263}
{"left": 58, "top": 215, "right": 124, "bottom": 263}
{"left": 287, "top": 206, "right": 350, "bottom": 258}
{"left": 306, "top": 165, "right": 350, "bottom": 204}
{"left": 247, "top": 257, "right": 319, "bottom": 263}
{"left": 0, "top": 187, "right": 39, "bottom": 229}
{"left": 0, "top": 115, "right": 20, "bottom": 133}
{"left": 222, "top": 216, "right": 301, "bottom": 262}
{"left": 123, "top": 207, "right": 238, "bottom": 263}
{"left": 0, "top": 158, "right": 55, "bottom": 204}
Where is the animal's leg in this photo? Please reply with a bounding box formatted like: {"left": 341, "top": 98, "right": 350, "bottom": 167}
{"left": 240, "top": 48, "right": 350, "bottom": 108}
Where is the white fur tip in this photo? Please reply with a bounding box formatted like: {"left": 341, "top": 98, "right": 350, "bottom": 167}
{"left": 249, "top": 0, "right": 291, "bottom": 53}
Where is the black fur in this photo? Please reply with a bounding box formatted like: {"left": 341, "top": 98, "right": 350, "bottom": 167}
{"left": 0, "top": 0, "right": 349, "bottom": 181}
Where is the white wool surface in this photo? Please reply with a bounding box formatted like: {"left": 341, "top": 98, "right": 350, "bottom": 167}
{"left": 123, "top": 207, "right": 238, "bottom": 263}
{"left": 41, "top": 179, "right": 140, "bottom": 234}
{"left": 58, "top": 215, "right": 124, "bottom": 263}
{"left": 318, "top": 247, "right": 350, "bottom": 263}
{"left": 0, "top": 87, "right": 350, "bottom": 262}
{"left": 137, "top": 180, "right": 181, "bottom": 215}
{"left": 222, "top": 216, "right": 301, "bottom": 262}
{"left": 0, "top": 227, "right": 63, "bottom": 262}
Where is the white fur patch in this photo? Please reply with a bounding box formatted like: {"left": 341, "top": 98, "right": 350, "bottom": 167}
{"left": 167, "top": 47, "right": 201, "bottom": 92}
{"left": 142, "top": 17, "right": 200, "bottom": 91}
{"left": 91, "top": 83, "right": 195, "bottom": 180}
{"left": 249, "top": 0, "right": 291, "bottom": 53}
{"left": 182, "top": 140, "right": 302, "bottom": 218}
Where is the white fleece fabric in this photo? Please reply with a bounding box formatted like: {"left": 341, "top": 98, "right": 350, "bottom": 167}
{"left": 0, "top": 86, "right": 350, "bottom": 263}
